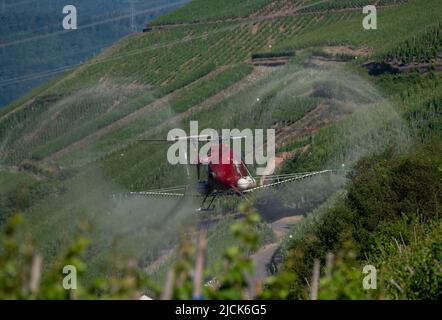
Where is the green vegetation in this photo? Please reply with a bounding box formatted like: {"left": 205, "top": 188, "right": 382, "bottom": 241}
{"left": 0, "top": 0, "right": 441, "bottom": 300}
{"left": 378, "top": 22, "right": 442, "bottom": 64}
{"left": 0, "top": 170, "right": 36, "bottom": 194}
{"left": 299, "top": 0, "right": 408, "bottom": 13}
{"left": 10, "top": 0, "right": 439, "bottom": 168}
{"left": 0, "top": 213, "right": 159, "bottom": 299}
{"left": 0, "top": 165, "right": 70, "bottom": 226}
{"left": 276, "top": 0, "right": 442, "bottom": 54}
{"left": 170, "top": 64, "right": 253, "bottom": 113}
{"left": 0, "top": 203, "right": 280, "bottom": 299}
{"left": 272, "top": 96, "right": 319, "bottom": 126}
{"left": 151, "top": 0, "right": 271, "bottom": 25}
{"left": 158, "top": 62, "right": 216, "bottom": 96}
{"left": 279, "top": 141, "right": 442, "bottom": 299}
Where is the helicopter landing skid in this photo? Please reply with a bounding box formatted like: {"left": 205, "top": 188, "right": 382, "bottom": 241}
{"left": 197, "top": 193, "right": 217, "bottom": 212}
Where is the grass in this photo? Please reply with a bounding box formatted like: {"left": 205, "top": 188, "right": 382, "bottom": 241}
{"left": 299, "top": 0, "right": 408, "bottom": 12}
{"left": 275, "top": 0, "right": 442, "bottom": 55}
{"left": 0, "top": 170, "right": 36, "bottom": 194}
{"left": 151, "top": 0, "right": 271, "bottom": 25}
{"left": 170, "top": 64, "right": 253, "bottom": 113}
{"left": 56, "top": 64, "right": 253, "bottom": 167}
{"left": 376, "top": 21, "right": 442, "bottom": 64}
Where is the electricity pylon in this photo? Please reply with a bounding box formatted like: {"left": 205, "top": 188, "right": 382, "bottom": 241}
{"left": 124, "top": 0, "right": 138, "bottom": 32}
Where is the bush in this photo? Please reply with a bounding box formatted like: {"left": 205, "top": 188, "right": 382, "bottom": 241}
{"left": 369, "top": 216, "right": 441, "bottom": 299}
{"left": 282, "top": 140, "right": 442, "bottom": 299}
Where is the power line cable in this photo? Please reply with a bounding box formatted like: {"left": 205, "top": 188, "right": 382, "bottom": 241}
{"left": 0, "top": 0, "right": 331, "bottom": 87}
{"left": 0, "top": 22, "right": 237, "bottom": 86}
{"left": 0, "top": 0, "right": 190, "bottom": 49}
{"left": 0, "top": 0, "right": 170, "bottom": 36}
{"left": 4, "top": 0, "right": 38, "bottom": 9}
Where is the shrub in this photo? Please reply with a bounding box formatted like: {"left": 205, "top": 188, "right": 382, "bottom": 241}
{"left": 282, "top": 140, "right": 442, "bottom": 299}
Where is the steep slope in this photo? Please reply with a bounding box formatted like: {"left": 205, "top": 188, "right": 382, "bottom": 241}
{"left": 0, "top": 0, "right": 441, "bottom": 280}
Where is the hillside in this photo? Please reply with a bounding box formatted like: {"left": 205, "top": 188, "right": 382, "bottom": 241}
{"left": 0, "top": 0, "right": 441, "bottom": 298}
{"left": 0, "top": 0, "right": 190, "bottom": 107}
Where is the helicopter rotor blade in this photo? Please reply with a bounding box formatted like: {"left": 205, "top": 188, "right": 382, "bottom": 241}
{"left": 137, "top": 135, "right": 247, "bottom": 143}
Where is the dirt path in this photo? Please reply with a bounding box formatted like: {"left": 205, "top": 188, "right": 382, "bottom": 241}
{"left": 250, "top": 243, "right": 279, "bottom": 288}
{"left": 247, "top": 215, "right": 303, "bottom": 298}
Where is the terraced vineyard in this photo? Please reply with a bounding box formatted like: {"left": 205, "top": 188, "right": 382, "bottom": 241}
{"left": 151, "top": 0, "right": 271, "bottom": 24}
{"left": 151, "top": 0, "right": 409, "bottom": 25}
{"left": 298, "top": 0, "right": 409, "bottom": 12}
{"left": 0, "top": 0, "right": 441, "bottom": 290}
{"left": 4, "top": 0, "right": 438, "bottom": 170}
{"left": 378, "top": 22, "right": 442, "bottom": 64}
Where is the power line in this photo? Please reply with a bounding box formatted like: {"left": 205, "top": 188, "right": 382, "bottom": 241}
{"left": 0, "top": 23, "right": 237, "bottom": 87}
{"left": 0, "top": 65, "right": 76, "bottom": 86}
{"left": 0, "top": 0, "right": 190, "bottom": 49}
{"left": 0, "top": 0, "right": 332, "bottom": 87}
{"left": 1, "top": 6, "right": 136, "bottom": 38}
{"left": 4, "top": 0, "right": 37, "bottom": 9}
{"left": 125, "top": 0, "right": 139, "bottom": 32}
{"left": 1, "top": 0, "right": 174, "bottom": 29}
{"left": 0, "top": 1, "right": 187, "bottom": 45}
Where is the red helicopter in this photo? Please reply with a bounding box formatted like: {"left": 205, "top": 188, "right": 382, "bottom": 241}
{"left": 124, "top": 134, "right": 335, "bottom": 211}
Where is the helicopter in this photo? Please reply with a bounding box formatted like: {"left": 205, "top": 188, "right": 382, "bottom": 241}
{"left": 122, "top": 134, "right": 336, "bottom": 211}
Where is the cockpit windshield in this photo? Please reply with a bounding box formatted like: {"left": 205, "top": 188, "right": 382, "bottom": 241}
{"left": 234, "top": 162, "right": 249, "bottom": 177}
